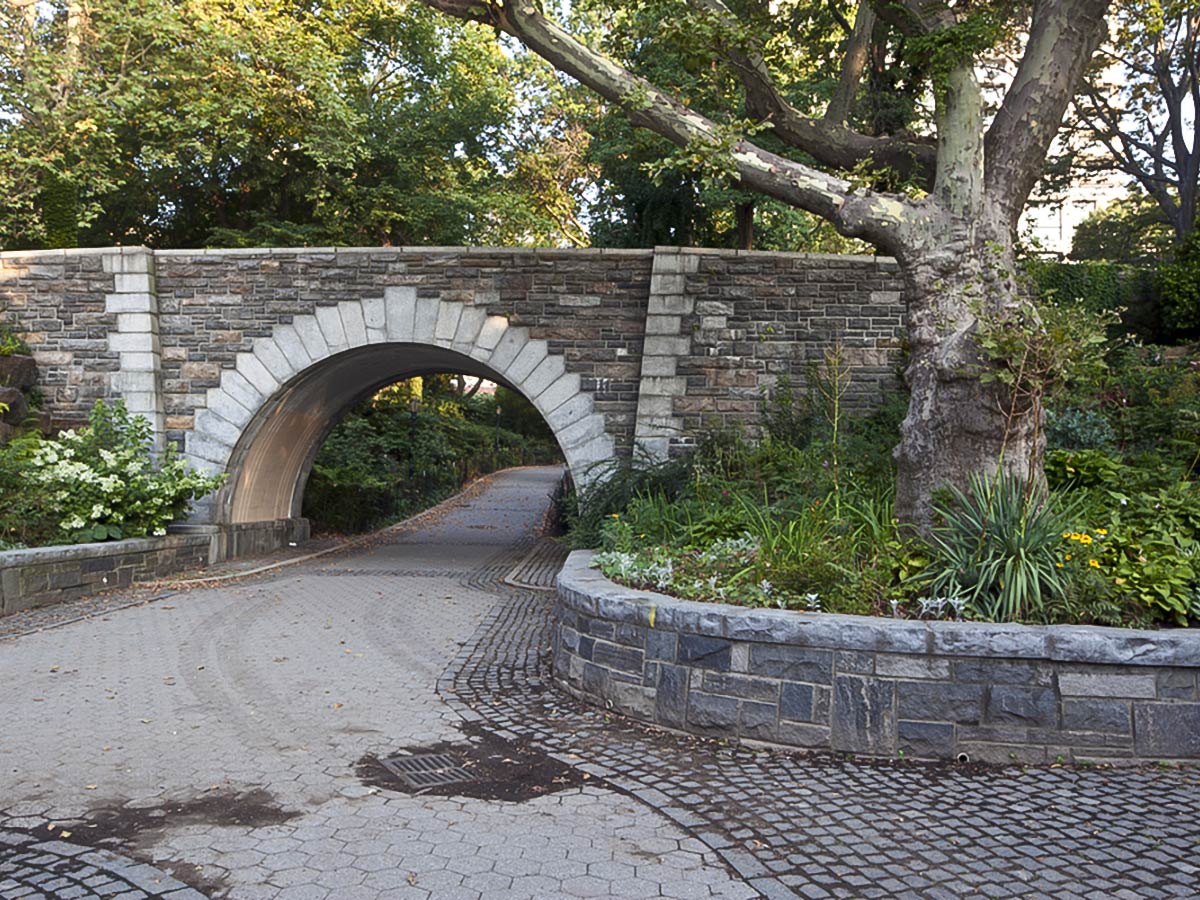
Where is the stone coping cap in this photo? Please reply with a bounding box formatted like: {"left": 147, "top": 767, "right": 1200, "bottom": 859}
{"left": 0, "top": 533, "right": 210, "bottom": 567}
{"left": 1, "top": 244, "right": 900, "bottom": 266}
{"left": 558, "top": 550, "right": 1200, "bottom": 668}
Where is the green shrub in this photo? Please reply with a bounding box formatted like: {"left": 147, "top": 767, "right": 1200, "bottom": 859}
{"left": 566, "top": 452, "right": 693, "bottom": 549}
{"left": 1160, "top": 228, "right": 1200, "bottom": 338}
{"left": 1026, "top": 258, "right": 1159, "bottom": 341}
{"left": 1095, "top": 346, "right": 1200, "bottom": 469}
{"left": 1045, "top": 407, "right": 1115, "bottom": 450}
{"left": 758, "top": 374, "right": 813, "bottom": 448}
{"left": 920, "top": 473, "right": 1080, "bottom": 623}
{"left": 0, "top": 400, "right": 223, "bottom": 545}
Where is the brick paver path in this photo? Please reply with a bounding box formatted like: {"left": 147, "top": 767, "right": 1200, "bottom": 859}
{"left": 3, "top": 467, "right": 1199, "bottom": 900}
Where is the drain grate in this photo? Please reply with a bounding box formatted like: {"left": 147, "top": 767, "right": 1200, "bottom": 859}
{"left": 379, "top": 752, "right": 475, "bottom": 789}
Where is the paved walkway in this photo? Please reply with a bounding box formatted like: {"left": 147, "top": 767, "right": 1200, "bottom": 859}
{"left": 2, "top": 467, "right": 1199, "bottom": 900}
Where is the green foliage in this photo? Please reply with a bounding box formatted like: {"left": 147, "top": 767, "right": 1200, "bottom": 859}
{"left": 758, "top": 374, "right": 813, "bottom": 449}
{"left": 568, "top": 0, "right": 877, "bottom": 251}
{"left": 1026, "top": 259, "right": 1160, "bottom": 341}
{"left": 1044, "top": 408, "right": 1115, "bottom": 451}
{"left": 1054, "top": 345, "right": 1200, "bottom": 472}
{"left": 0, "top": 400, "right": 224, "bottom": 546}
{"left": 578, "top": 388, "right": 922, "bottom": 616}
{"left": 566, "top": 453, "right": 694, "bottom": 550}
{"left": 0, "top": 0, "right": 589, "bottom": 250}
{"left": 37, "top": 171, "right": 79, "bottom": 249}
{"left": 580, "top": 386, "right": 1198, "bottom": 627}
{"left": 906, "top": 6, "right": 1016, "bottom": 91}
{"left": 973, "top": 297, "right": 1118, "bottom": 458}
{"left": 1047, "top": 449, "right": 1200, "bottom": 625}
{"left": 1069, "top": 193, "right": 1175, "bottom": 263}
{"left": 0, "top": 431, "right": 55, "bottom": 548}
{"left": 1160, "top": 227, "right": 1200, "bottom": 339}
{"left": 921, "top": 474, "right": 1079, "bottom": 623}
{"left": 0, "top": 324, "right": 30, "bottom": 356}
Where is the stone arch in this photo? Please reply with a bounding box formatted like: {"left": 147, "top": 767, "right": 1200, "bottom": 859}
{"left": 184, "top": 288, "right": 614, "bottom": 524}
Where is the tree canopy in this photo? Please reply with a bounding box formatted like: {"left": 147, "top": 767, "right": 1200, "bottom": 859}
{"left": 1060, "top": 1, "right": 1198, "bottom": 244}
{"left": 0, "top": 0, "right": 591, "bottom": 249}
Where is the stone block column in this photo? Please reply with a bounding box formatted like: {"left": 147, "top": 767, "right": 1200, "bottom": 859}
{"left": 632, "top": 248, "right": 697, "bottom": 461}
{"left": 103, "top": 247, "right": 165, "bottom": 451}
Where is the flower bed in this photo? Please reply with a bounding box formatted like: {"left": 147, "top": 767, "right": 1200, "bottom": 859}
{"left": 554, "top": 551, "right": 1200, "bottom": 765}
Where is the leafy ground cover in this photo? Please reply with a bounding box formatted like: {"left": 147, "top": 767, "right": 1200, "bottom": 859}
{"left": 572, "top": 345, "right": 1200, "bottom": 628}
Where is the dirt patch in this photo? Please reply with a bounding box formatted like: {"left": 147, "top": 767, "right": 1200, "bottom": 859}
{"left": 357, "top": 723, "right": 591, "bottom": 803}
{"left": 70, "top": 787, "right": 298, "bottom": 896}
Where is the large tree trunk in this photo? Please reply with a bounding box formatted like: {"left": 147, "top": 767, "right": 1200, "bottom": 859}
{"left": 892, "top": 213, "right": 1042, "bottom": 532}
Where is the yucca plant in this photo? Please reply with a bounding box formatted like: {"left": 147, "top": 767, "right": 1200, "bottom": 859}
{"left": 922, "top": 473, "right": 1080, "bottom": 622}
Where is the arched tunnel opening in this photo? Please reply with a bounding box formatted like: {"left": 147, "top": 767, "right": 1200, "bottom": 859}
{"left": 300, "top": 373, "right": 562, "bottom": 535}
{"left": 209, "top": 344, "right": 571, "bottom": 526}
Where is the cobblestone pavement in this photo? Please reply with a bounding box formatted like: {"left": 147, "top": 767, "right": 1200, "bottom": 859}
{"left": 3, "top": 466, "right": 1200, "bottom": 900}
{"left": 1, "top": 468, "right": 756, "bottom": 900}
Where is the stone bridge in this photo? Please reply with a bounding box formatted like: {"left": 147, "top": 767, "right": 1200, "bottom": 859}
{"left": 0, "top": 245, "right": 903, "bottom": 532}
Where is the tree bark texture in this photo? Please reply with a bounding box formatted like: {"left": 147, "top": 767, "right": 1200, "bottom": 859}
{"left": 892, "top": 212, "right": 1041, "bottom": 533}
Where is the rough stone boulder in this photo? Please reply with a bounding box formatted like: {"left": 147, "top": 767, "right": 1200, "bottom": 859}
{"left": 0, "top": 386, "right": 28, "bottom": 425}
{"left": 0, "top": 355, "right": 36, "bottom": 390}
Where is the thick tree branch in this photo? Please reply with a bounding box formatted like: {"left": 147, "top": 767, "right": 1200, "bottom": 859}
{"left": 984, "top": 0, "right": 1110, "bottom": 226}
{"left": 932, "top": 63, "right": 984, "bottom": 217}
{"left": 688, "top": 0, "right": 936, "bottom": 188}
{"left": 422, "top": 0, "right": 919, "bottom": 250}
{"left": 826, "top": 0, "right": 876, "bottom": 125}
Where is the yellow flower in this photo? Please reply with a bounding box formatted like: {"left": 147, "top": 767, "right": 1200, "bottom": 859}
{"left": 1080, "top": 534, "right": 1093, "bottom": 544}
{"left": 610, "top": 513, "right": 620, "bottom": 519}
{"left": 1089, "top": 559, "right": 1100, "bottom": 568}
{"left": 1062, "top": 532, "right": 1071, "bottom": 538}
{"left": 1096, "top": 528, "right": 1108, "bottom": 535}
{"left": 1055, "top": 562, "right": 1064, "bottom": 568}
{"left": 1065, "top": 554, "right": 1072, "bottom": 561}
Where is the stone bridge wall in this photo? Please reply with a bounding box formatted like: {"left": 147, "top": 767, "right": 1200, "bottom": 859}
{"left": 0, "top": 245, "right": 905, "bottom": 479}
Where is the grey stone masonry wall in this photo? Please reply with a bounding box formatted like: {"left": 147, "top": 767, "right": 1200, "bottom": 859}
{"left": 1, "top": 245, "right": 905, "bottom": 464}
{"left": 0, "top": 535, "right": 210, "bottom": 616}
{"left": 0, "top": 518, "right": 309, "bottom": 617}
{"left": 555, "top": 551, "right": 1200, "bottom": 765}
{"left": 660, "top": 249, "right": 904, "bottom": 457}
{"left": 0, "top": 247, "right": 120, "bottom": 429}
{"left": 149, "top": 246, "right": 656, "bottom": 454}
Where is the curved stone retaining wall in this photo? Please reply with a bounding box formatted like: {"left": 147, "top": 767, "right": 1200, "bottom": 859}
{"left": 553, "top": 551, "right": 1200, "bottom": 764}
